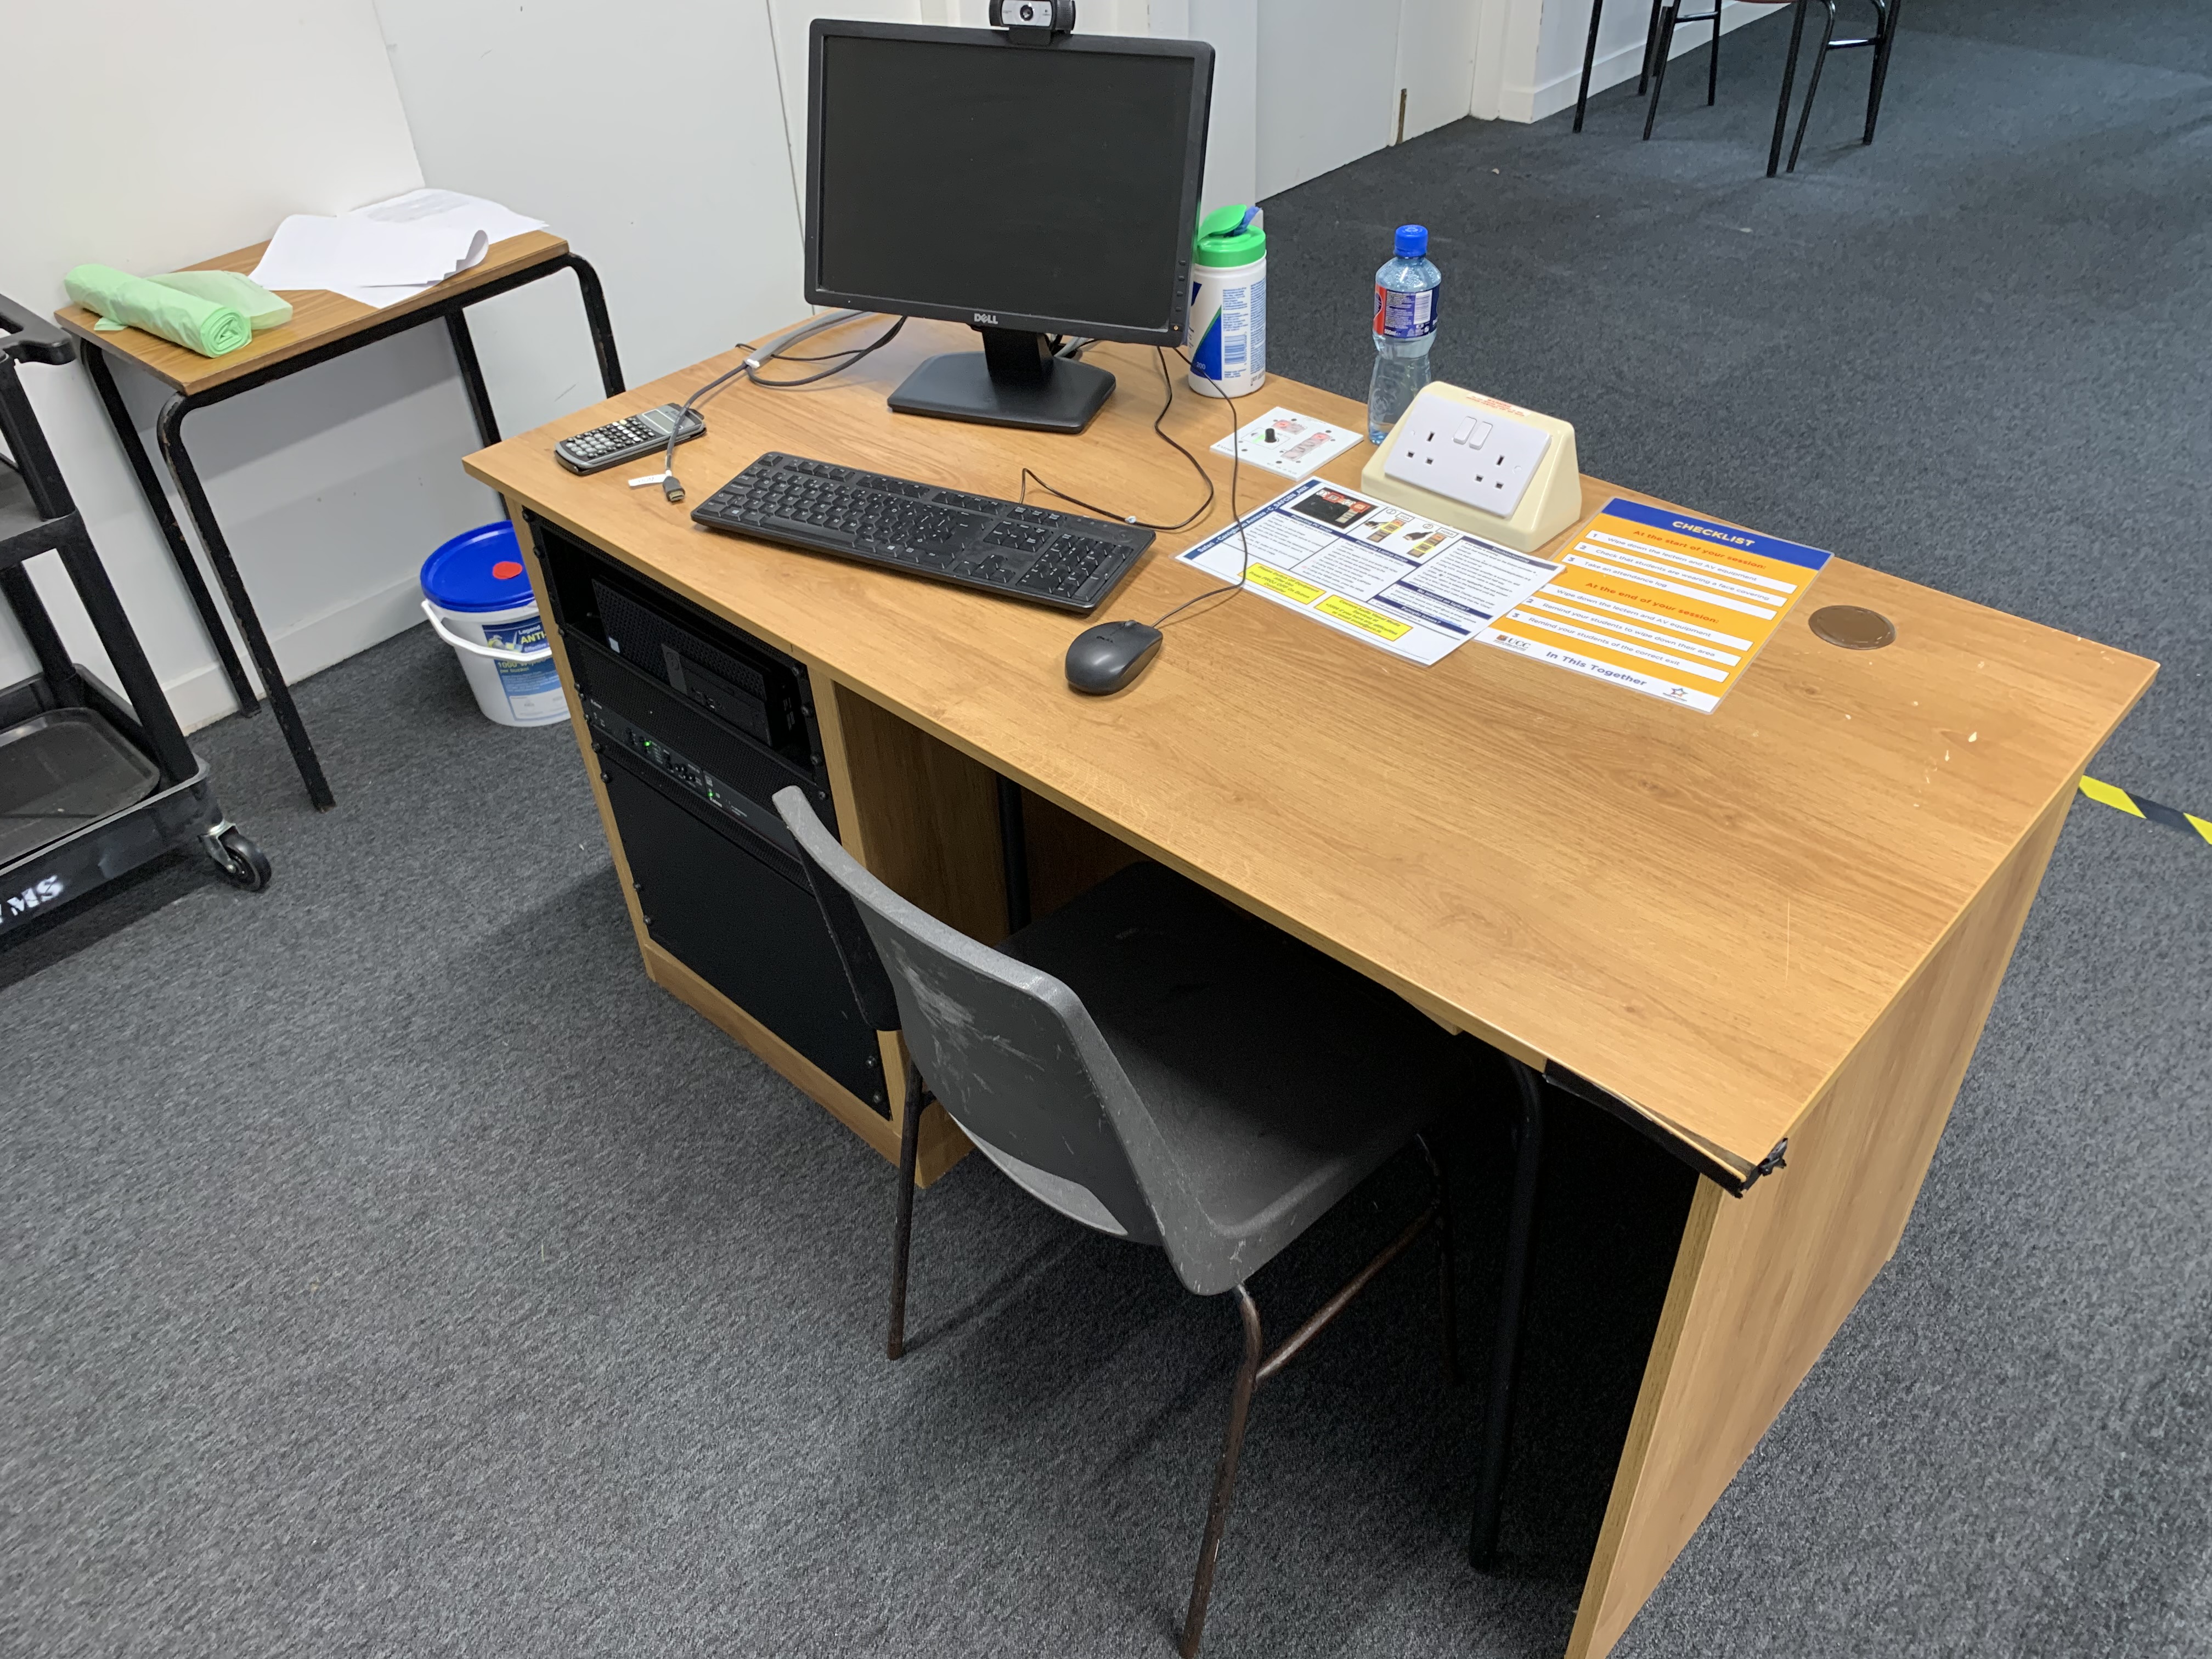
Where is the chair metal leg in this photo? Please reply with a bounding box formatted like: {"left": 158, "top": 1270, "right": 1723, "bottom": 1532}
{"left": 1787, "top": 0, "right": 1841, "bottom": 171}
{"left": 1638, "top": 0, "right": 1664, "bottom": 92}
{"left": 1642, "top": 3, "right": 1680, "bottom": 138}
{"left": 1470, "top": 1060, "right": 1545, "bottom": 1569}
{"left": 1707, "top": 0, "right": 1723, "bottom": 104}
{"left": 1173, "top": 1154, "right": 1446, "bottom": 1652}
{"left": 1575, "top": 0, "right": 1606, "bottom": 132}
{"left": 1416, "top": 1132, "right": 1462, "bottom": 1385}
{"left": 1181, "top": 1284, "right": 1263, "bottom": 1659}
{"left": 887, "top": 1060, "right": 926, "bottom": 1360}
{"left": 1767, "top": 0, "right": 1814, "bottom": 175}
{"left": 1863, "top": 0, "right": 1902, "bottom": 143}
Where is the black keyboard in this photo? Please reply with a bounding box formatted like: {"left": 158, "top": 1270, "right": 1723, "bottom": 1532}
{"left": 690, "top": 453, "right": 1153, "bottom": 614}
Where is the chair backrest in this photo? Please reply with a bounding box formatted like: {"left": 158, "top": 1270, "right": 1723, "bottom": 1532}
{"left": 783, "top": 793, "right": 902, "bottom": 1034}
{"left": 774, "top": 786, "right": 1190, "bottom": 1249}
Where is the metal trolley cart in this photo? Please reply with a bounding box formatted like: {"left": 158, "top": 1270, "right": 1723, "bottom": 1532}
{"left": 1, "top": 294, "right": 266, "bottom": 949}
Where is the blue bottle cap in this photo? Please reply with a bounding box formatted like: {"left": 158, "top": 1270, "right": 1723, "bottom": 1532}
{"left": 1395, "top": 224, "right": 1429, "bottom": 258}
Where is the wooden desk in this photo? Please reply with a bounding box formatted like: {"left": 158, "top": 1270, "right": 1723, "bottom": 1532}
{"left": 467, "top": 316, "right": 2153, "bottom": 1657}
{"left": 58, "top": 232, "right": 624, "bottom": 809}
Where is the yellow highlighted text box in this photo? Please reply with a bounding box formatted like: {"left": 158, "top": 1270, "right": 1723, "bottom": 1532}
{"left": 1248, "top": 563, "right": 1324, "bottom": 605}
{"left": 1316, "top": 594, "right": 1412, "bottom": 641}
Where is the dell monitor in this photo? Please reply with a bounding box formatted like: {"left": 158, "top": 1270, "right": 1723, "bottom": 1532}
{"left": 804, "top": 18, "right": 1214, "bottom": 434}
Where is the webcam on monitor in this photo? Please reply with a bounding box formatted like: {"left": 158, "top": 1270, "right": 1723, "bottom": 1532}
{"left": 988, "top": 0, "right": 1076, "bottom": 41}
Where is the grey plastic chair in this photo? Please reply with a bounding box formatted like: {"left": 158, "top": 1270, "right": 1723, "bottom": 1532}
{"left": 776, "top": 785, "right": 1538, "bottom": 1654}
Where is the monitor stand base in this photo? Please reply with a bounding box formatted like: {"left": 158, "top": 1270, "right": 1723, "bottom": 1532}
{"left": 888, "top": 329, "right": 1116, "bottom": 435}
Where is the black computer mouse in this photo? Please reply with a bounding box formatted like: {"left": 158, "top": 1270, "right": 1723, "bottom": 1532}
{"left": 1064, "top": 619, "right": 1163, "bottom": 695}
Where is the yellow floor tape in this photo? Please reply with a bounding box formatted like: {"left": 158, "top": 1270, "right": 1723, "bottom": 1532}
{"left": 2079, "top": 776, "right": 2212, "bottom": 847}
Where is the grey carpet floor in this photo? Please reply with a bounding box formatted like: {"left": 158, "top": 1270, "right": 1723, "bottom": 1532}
{"left": 6, "top": 1, "right": 2209, "bottom": 1654}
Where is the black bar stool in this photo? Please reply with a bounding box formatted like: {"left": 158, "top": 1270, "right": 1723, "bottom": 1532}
{"left": 1572, "top": 0, "right": 1904, "bottom": 176}
{"left": 1767, "top": 0, "right": 1906, "bottom": 175}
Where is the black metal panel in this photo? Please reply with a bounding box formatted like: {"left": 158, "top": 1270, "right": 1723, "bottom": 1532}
{"left": 572, "top": 636, "right": 834, "bottom": 832}
{"left": 529, "top": 512, "right": 830, "bottom": 777}
{"left": 599, "top": 744, "right": 886, "bottom": 1115}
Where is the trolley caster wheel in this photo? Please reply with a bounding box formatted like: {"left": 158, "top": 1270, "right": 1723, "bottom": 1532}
{"left": 206, "top": 826, "right": 273, "bottom": 891}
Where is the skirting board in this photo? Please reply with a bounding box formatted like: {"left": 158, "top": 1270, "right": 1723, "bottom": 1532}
{"left": 160, "top": 567, "right": 432, "bottom": 732}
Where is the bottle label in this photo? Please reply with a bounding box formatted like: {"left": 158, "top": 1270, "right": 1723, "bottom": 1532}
{"left": 1375, "top": 282, "right": 1437, "bottom": 339}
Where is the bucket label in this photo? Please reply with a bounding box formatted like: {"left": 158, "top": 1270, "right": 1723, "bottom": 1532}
{"left": 1375, "top": 283, "right": 1438, "bottom": 338}
{"left": 486, "top": 614, "right": 565, "bottom": 721}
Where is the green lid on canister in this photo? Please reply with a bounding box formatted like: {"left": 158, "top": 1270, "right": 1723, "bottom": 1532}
{"left": 1194, "top": 204, "right": 1266, "bottom": 267}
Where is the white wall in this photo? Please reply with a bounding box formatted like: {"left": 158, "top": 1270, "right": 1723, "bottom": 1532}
{"left": 374, "top": 0, "right": 812, "bottom": 447}
{"left": 0, "top": 1, "right": 460, "bottom": 731}
{"left": 1246, "top": 0, "right": 1480, "bottom": 202}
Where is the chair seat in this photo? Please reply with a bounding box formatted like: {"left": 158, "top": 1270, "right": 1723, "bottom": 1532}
{"left": 1002, "top": 862, "right": 1468, "bottom": 1260}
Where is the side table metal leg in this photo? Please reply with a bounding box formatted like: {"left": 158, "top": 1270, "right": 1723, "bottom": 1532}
{"left": 446, "top": 311, "right": 503, "bottom": 448}
{"left": 82, "top": 348, "right": 258, "bottom": 714}
{"left": 563, "top": 256, "right": 627, "bottom": 397}
{"left": 156, "top": 397, "right": 336, "bottom": 811}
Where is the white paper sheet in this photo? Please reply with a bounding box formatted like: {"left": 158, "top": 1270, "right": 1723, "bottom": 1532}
{"left": 1176, "top": 477, "right": 1561, "bottom": 667}
{"left": 347, "top": 187, "right": 546, "bottom": 244}
{"left": 250, "top": 215, "right": 483, "bottom": 291}
{"left": 249, "top": 189, "right": 544, "bottom": 306}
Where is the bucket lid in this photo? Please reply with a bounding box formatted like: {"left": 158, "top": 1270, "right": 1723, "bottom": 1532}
{"left": 1194, "top": 204, "right": 1265, "bottom": 267}
{"left": 421, "top": 521, "right": 532, "bottom": 613}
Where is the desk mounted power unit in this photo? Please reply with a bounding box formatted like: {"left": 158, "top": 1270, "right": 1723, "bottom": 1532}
{"left": 1360, "top": 383, "right": 1582, "bottom": 554}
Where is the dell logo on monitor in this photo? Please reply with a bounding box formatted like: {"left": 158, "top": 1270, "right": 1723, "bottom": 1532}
{"left": 974, "top": 311, "right": 1001, "bottom": 325}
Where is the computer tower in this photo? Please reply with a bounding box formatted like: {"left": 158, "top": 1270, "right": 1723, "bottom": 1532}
{"left": 529, "top": 514, "right": 888, "bottom": 1116}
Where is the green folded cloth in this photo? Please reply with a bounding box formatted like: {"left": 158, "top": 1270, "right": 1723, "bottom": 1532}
{"left": 63, "top": 264, "right": 289, "bottom": 358}
{"left": 142, "top": 269, "right": 292, "bottom": 332}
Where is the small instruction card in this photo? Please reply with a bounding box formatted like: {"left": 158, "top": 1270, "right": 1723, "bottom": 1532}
{"left": 1209, "top": 407, "right": 1364, "bottom": 480}
{"left": 1176, "top": 476, "right": 1561, "bottom": 667}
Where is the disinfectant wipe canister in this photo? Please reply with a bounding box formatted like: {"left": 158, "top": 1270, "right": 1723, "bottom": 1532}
{"left": 1187, "top": 205, "right": 1266, "bottom": 398}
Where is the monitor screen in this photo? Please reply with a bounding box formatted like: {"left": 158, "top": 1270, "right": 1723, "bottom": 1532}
{"left": 806, "top": 25, "right": 1212, "bottom": 342}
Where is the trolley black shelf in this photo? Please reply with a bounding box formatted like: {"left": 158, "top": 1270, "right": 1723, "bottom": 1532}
{"left": 0, "top": 292, "right": 266, "bottom": 950}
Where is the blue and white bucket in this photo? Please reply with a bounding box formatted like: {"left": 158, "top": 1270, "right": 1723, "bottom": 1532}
{"left": 419, "top": 522, "right": 564, "bottom": 727}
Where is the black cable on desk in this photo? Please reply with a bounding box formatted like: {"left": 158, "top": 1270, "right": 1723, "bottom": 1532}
{"left": 658, "top": 312, "right": 906, "bottom": 502}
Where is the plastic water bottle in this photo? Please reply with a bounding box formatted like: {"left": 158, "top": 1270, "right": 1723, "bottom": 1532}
{"left": 1368, "top": 224, "right": 1441, "bottom": 444}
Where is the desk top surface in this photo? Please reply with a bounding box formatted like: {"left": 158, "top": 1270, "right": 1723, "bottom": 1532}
{"left": 54, "top": 230, "right": 571, "bottom": 398}
{"left": 467, "top": 317, "right": 2154, "bottom": 1175}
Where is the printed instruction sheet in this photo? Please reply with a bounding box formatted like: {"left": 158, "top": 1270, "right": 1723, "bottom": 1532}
{"left": 1176, "top": 476, "right": 1561, "bottom": 666}
{"left": 1209, "top": 407, "right": 1364, "bottom": 479}
{"left": 1476, "top": 497, "right": 1831, "bottom": 712}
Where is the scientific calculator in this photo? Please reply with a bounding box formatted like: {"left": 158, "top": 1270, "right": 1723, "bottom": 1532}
{"left": 554, "top": 404, "right": 706, "bottom": 475}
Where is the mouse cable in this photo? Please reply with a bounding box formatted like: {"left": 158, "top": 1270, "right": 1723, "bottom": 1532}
{"left": 1147, "top": 345, "right": 1251, "bottom": 632}
{"left": 659, "top": 311, "right": 905, "bottom": 502}
{"left": 1016, "top": 346, "right": 1216, "bottom": 533}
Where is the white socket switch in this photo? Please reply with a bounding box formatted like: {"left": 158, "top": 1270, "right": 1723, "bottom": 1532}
{"left": 1381, "top": 387, "right": 1552, "bottom": 520}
